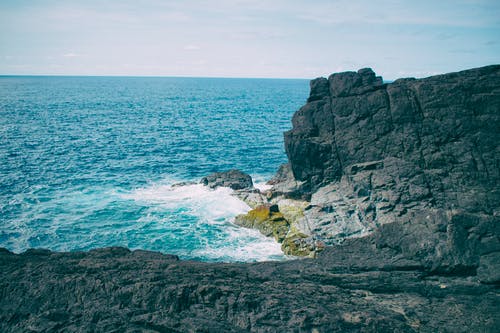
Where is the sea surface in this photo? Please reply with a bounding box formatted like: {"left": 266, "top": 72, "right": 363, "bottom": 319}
{"left": 0, "top": 76, "right": 309, "bottom": 262}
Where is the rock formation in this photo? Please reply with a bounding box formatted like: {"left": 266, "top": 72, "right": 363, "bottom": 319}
{"left": 237, "top": 65, "right": 500, "bottom": 264}
{"left": 285, "top": 65, "right": 499, "bottom": 198}
{"left": 283, "top": 65, "right": 499, "bottom": 269}
{"left": 1, "top": 241, "right": 498, "bottom": 332}
{"left": 201, "top": 169, "right": 254, "bottom": 190}
{"left": 1, "top": 65, "right": 499, "bottom": 332}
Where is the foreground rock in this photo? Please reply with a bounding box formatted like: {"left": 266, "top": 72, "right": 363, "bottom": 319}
{"left": 1, "top": 244, "right": 498, "bottom": 332}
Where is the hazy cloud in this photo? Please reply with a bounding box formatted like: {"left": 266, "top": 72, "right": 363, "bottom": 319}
{"left": 0, "top": 0, "right": 498, "bottom": 78}
{"left": 183, "top": 45, "right": 201, "bottom": 51}
{"left": 62, "top": 53, "right": 81, "bottom": 58}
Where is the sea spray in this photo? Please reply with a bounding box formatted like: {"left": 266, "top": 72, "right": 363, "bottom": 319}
{"left": 122, "top": 182, "right": 286, "bottom": 261}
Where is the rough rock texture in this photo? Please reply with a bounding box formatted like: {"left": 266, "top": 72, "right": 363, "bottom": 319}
{"left": 285, "top": 66, "right": 499, "bottom": 200}
{"left": 234, "top": 205, "right": 290, "bottom": 243}
{"left": 1, "top": 245, "right": 498, "bottom": 333}
{"left": 201, "top": 170, "right": 254, "bottom": 190}
{"left": 278, "top": 65, "right": 500, "bottom": 255}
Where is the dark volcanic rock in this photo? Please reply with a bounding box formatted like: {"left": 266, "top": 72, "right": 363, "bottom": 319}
{"left": 284, "top": 65, "right": 500, "bottom": 204}
{"left": 201, "top": 169, "right": 254, "bottom": 190}
{"left": 277, "top": 64, "right": 500, "bottom": 272}
{"left": 1, "top": 246, "right": 498, "bottom": 332}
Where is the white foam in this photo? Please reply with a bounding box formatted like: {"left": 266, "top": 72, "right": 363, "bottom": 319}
{"left": 122, "top": 183, "right": 251, "bottom": 221}
{"left": 254, "top": 182, "right": 272, "bottom": 192}
{"left": 189, "top": 222, "right": 287, "bottom": 262}
{"left": 121, "top": 182, "right": 287, "bottom": 261}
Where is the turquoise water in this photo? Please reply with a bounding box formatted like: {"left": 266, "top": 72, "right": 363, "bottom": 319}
{"left": 0, "top": 76, "right": 308, "bottom": 261}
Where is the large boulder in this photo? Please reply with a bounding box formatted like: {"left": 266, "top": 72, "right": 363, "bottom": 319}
{"left": 200, "top": 169, "right": 253, "bottom": 190}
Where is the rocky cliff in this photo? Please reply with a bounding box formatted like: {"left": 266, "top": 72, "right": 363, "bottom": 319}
{"left": 285, "top": 65, "right": 499, "bottom": 199}
{"left": 261, "top": 66, "right": 500, "bottom": 267}
{"left": 1, "top": 65, "right": 499, "bottom": 332}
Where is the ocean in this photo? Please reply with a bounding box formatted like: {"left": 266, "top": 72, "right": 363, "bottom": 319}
{"left": 0, "top": 76, "right": 309, "bottom": 262}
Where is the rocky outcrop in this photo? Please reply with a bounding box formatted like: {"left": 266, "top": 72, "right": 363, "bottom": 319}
{"left": 201, "top": 169, "right": 253, "bottom": 190}
{"left": 286, "top": 66, "right": 500, "bottom": 196}
{"left": 274, "top": 65, "right": 500, "bottom": 259}
{"left": 1, "top": 242, "right": 498, "bottom": 332}
{"left": 231, "top": 65, "right": 500, "bottom": 263}
{"left": 284, "top": 65, "right": 499, "bottom": 204}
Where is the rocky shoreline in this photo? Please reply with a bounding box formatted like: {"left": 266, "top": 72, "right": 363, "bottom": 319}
{"left": 1, "top": 65, "right": 499, "bottom": 332}
{"left": 214, "top": 65, "right": 500, "bottom": 265}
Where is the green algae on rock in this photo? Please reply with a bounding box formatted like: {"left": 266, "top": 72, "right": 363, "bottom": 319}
{"left": 234, "top": 203, "right": 324, "bottom": 257}
{"left": 234, "top": 205, "right": 289, "bottom": 243}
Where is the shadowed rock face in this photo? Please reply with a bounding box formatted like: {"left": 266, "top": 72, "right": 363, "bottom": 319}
{"left": 285, "top": 66, "right": 500, "bottom": 208}
{"left": 1, "top": 66, "right": 499, "bottom": 332}
{"left": 278, "top": 65, "right": 500, "bottom": 267}
{"left": 201, "top": 169, "right": 254, "bottom": 190}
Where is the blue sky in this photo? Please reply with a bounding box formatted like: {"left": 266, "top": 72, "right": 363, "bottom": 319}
{"left": 1, "top": 0, "right": 499, "bottom": 79}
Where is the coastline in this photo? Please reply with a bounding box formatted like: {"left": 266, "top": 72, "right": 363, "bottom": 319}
{"left": 1, "top": 65, "right": 499, "bottom": 332}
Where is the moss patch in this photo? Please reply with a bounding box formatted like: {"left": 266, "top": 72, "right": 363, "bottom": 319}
{"left": 234, "top": 203, "right": 322, "bottom": 257}
{"left": 235, "top": 205, "right": 290, "bottom": 243}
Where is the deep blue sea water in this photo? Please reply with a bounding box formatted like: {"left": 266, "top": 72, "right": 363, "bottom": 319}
{"left": 0, "top": 76, "right": 309, "bottom": 262}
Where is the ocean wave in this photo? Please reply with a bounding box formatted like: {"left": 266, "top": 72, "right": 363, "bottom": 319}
{"left": 121, "top": 182, "right": 285, "bottom": 262}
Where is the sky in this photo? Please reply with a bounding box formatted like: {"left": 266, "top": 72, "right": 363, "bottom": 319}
{"left": 0, "top": 0, "right": 499, "bottom": 80}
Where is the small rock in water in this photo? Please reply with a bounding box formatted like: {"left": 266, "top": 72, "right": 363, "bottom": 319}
{"left": 200, "top": 169, "right": 253, "bottom": 190}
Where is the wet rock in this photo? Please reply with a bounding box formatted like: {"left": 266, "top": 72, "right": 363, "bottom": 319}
{"left": 234, "top": 205, "right": 289, "bottom": 243}
{"left": 201, "top": 169, "right": 253, "bottom": 190}
{"left": 232, "top": 187, "right": 268, "bottom": 208}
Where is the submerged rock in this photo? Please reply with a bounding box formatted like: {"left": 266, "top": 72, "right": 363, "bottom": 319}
{"left": 200, "top": 169, "right": 253, "bottom": 190}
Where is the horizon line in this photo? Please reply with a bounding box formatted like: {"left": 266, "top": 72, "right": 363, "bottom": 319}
{"left": 3, "top": 64, "right": 494, "bottom": 81}
{"left": 0, "top": 73, "right": 312, "bottom": 80}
